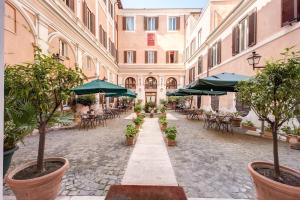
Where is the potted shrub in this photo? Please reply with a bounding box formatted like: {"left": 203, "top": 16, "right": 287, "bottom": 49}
{"left": 282, "top": 125, "right": 300, "bottom": 150}
{"left": 165, "top": 126, "right": 177, "bottom": 146}
{"left": 76, "top": 94, "right": 96, "bottom": 111}
{"left": 5, "top": 48, "right": 84, "bottom": 200}
{"left": 133, "top": 116, "right": 143, "bottom": 129}
{"left": 230, "top": 112, "right": 242, "bottom": 127}
{"left": 125, "top": 124, "right": 138, "bottom": 146}
{"left": 241, "top": 120, "right": 256, "bottom": 131}
{"left": 159, "top": 117, "right": 168, "bottom": 132}
{"left": 236, "top": 49, "right": 300, "bottom": 200}
{"left": 134, "top": 104, "right": 142, "bottom": 115}
{"left": 3, "top": 100, "right": 36, "bottom": 176}
{"left": 160, "top": 105, "right": 167, "bottom": 117}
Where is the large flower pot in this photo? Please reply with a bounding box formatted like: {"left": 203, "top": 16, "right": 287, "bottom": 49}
{"left": 126, "top": 136, "right": 136, "bottom": 146}
{"left": 248, "top": 161, "right": 300, "bottom": 200}
{"left": 288, "top": 136, "right": 300, "bottom": 150}
{"left": 6, "top": 157, "right": 69, "bottom": 200}
{"left": 165, "top": 138, "right": 176, "bottom": 146}
{"left": 231, "top": 118, "right": 242, "bottom": 127}
{"left": 160, "top": 124, "right": 167, "bottom": 132}
{"left": 3, "top": 145, "right": 19, "bottom": 176}
{"left": 242, "top": 125, "right": 256, "bottom": 131}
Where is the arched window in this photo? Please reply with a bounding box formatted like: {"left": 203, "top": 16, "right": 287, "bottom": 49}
{"left": 145, "top": 77, "right": 157, "bottom": 89}
{"left": 125, "top": 77, "right": 136, "bottom": 89}
{"left": 166, "top": 77, "right": 177, "bottom": 89}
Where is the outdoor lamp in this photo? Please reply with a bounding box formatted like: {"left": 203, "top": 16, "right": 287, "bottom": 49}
{"left": 247, "top": 51, "right": 263, "bottom": 70}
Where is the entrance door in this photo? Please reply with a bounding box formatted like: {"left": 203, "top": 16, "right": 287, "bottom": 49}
{"left": 145, "top": 92, "right": 157, "bottom": 104}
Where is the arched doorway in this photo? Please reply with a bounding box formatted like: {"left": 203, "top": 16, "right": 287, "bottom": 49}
{"left": 166, "top": 77, "right": 177, "bottom": 89}
{"left": 145, "top": 77, "right": 157, "bottom": 104}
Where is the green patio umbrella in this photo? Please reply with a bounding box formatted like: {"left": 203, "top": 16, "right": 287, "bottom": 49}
{"left": 166, "top": 88, "right": 226, "bottom": 96}
{"left": 71, "top": 79, "right": 127, "bottom": 95}
{"left": 105, "top": 89, "right": 137, "bottom": 98}
{"left": 187, "top": 72, "right": 250, "bottom": 92}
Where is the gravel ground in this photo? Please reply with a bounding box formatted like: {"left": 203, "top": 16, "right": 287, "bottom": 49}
{"left": 167, "top": 111, "right": 300, "bottom": 199}
{"left": 4, "top": 113, "right": 134, "bottom": 196}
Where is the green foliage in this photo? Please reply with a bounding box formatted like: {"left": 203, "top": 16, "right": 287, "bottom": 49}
{"left": 159, "top": 117, "right": 168, "bottom": 126}
{"left": 165, "top": 126, "right": 177, "bottom": 141}
{"left": 144, "top": 102, "right": 156, "bottom": 113}
{"left": 134, "top": 116, "right": 143, "bottom": 126}
{"left": 160, "top": 105, "right": 167, "bottom": 113}
{"left": 159, "top": 99, "right": 167, "bottom": 106}
{"left": 125, "top": 124, "right": 137, "bottom": 138}
{"left": 281, "top": 125, "right": 300, "bottom": 136}
{"left": 76, "top": 95, "right": 96, "bottom": 109}
{"left": 241, "top": 120, "right": 254, "bottom": 127}
{"left": 134, "top": 104, "right": 142, "bottom": 113}
{"left": 4, "top": 47, "right": 85, "bottom": 171}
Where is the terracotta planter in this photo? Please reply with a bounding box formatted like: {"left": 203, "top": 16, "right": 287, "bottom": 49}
{"left": 288, "top": 135, "right": 300, "bottom": 150}
{"left": 126, "top": 136, "right": 136, "bottom": 146}
{"left": 248, "top": 161, "right": 300, "bottom": 200}
{"left": 262, "top": 131, "right": 273, "bottom": 139}
{"left": 160, "top": 124, "right": 167, "bottom": 132}
{"left": 165, "top": 138, "right": 176, "bottom": 146}
{"left": 6, "top": 157, "right": 69, "bottom": 200}
{"left": 231, "top": 118, "right": 242, "bottom": 127}
{"left": 242, "top": 125, "right": 256, "bottom": 131}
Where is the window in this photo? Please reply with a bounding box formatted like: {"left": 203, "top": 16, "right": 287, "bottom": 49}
{"left": 186, "top": 46, "right": 189, "bottom": 60}
{"left": 125, "top": 77, "right": 136, "bottom": 89}
{"left": 145, "top": 17, "right": 158, "bottom": 31}
{"left": 123, "top": 16, "right": 134, "bottom": 31}
{"left": 188, "top": 67, "right": 195, "bottom": 84}
{"left": 103, "top": 0, "right": 106, "bottom": 4}
{"left": 166, "top": 78, "right": 177, "bottom": 89}
{"left": 190, "top": 38, "right": 196, "bottom": 56}
{"left": 145, "top": 77, "right": 157, "bottom": 89}
{"left": 109, "top": 39, "right": 116, "bottom": 57}
{"left": 108, "top": 1, "right": 113, "bottom": 18}
{"left": 168, "top": 16, "right": 180, "bottom": 31}
{"left": 282, "top": 0, "right": 300, "bottom": 26}
{"left": 198, "top": 29, "right": 202, "bottom": 48}
{"left": 124, "top": 51, "right": 136, "bottom": 64}
{"left": 232, "top": 10, "right": 257, "bottom": 55}
{"left": 99, "top": 25, "right": 107, "bottom": 48}
{"left": 145, "top": 51, "right": 157, "bottom": 64}
{"left": 59, "top": 39, "right": 68, "bottom": 57}
{"left": 197, "top": 56, "right": 203, "bottom": 74}
{"left": 208, "top": 41, "right": 221, "bottom": 68}
{"left": 86, "top": 56, "right": 92, "bottom": 69}
{"left": 166, "top": 51, "right": 178, "bottom": 63}
{"left": 62, "top": 0, "right": 74, "bottom": 11}
{"left": 82, "top": 1, "right": 95, "bottom": 34}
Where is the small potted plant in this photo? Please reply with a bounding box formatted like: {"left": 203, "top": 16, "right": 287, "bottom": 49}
{"left": 125, "top": 124, "right": 138, "bottom": 146}
{"left": 159, "top": 116, "right": 168, "bottom": 131}
{"left": 165, "top": 126, "right": 177, "bottom": 146}
{"left": 134, "top": 104, "right": 142, "bottom": 115}
{"left": 241, "top": 120, "right": 256, "bottom": 131}
{"left": 282, "top": 125, "right": 300, "bottom": 150}
{"left": 133, "top": 116, "right": 143, "bottom": 130}
{"left": 230, "top": 112, "right": 242, "bottom": 127}
{"left": 160, "top": 105, "right": 167, "bottom": 117}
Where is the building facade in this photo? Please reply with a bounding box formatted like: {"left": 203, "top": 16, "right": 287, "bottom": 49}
{"left": 185, "top": 0, "right": 300, "bottom": 125}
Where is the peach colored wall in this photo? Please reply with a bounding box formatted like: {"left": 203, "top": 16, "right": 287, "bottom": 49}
{"left": 118, "top": 14, "right": 185, "bottom": 65}
{"left": 82, "top": 55, "right": 96, "bottom": 79}
{"left": 4, "top": 2, "right": 35, "bottom": 65}
{"left": 99, "top": 3, "right": 107, "bottom": 31}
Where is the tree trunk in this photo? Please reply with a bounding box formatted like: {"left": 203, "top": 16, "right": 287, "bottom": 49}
{"left": 37, "top": 122, "right": 46, "bottom": 173}
{"left": 272, "top": 124, "right": 280, "bottom": 179}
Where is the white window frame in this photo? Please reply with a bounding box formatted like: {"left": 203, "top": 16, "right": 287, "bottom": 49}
{"left": 147, "top": 17, "right": 156, "bottom": 31}
{"left": 198, "top": 29, "right": 202, "bottom": 48}
{"left": 127, "top": 51, "right": 134, "bottom": 64}
{"left": 87, "top": 56, "right": 92, "bottom": 69}
{"left": 59, "top": 39, "right": 68, "bottom": 57}
{"left": 147, "top": 51, "right": 155, "bottom": 64}
{"left": 212, "top": 43, "right": 218, "bottom": 67}
{"left": 125, "top": 16, "right": 135, "bottom": 31}
{"left": 239, "top": 17, "right": 248, "bottom": 53}
{"left": 168, "top": 16, "right": 177, "bottom": 31}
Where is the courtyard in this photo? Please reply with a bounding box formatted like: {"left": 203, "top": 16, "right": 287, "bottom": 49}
{"left": 4, "top": 111, "right": 300, "bottom": 199}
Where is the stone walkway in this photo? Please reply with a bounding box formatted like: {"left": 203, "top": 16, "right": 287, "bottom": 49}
{"left": 122, "top": 117, "right": 177, "bottom": 186}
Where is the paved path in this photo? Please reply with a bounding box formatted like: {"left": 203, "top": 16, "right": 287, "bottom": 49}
{"left": 122, "top": 117, "right": 178, "bottom": 186}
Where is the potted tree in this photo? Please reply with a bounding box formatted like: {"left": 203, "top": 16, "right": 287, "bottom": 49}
{"left": 282, "top": 125, "right": 300, "bottom": 150}
{"left": 5, "top": 48, "right": 84, "bottom": 200}
{"left": 230, "top": 112, "right": 242, "bottom": 127}
{"left": 160, "top": 105, "right": 167, "bottom": 117}
{"left": 134, "top": 104, "right": 142, "bottom": 115}
{"left": 165, "top": 126, "right": 177, "bottom": 146}
{"left": 3, "top": 99, "right": 36, "bottom": 176}
{"left": 159, "top": 116, "right": 168, "bottom": 131}
{"left": 241, "top": 120, "right": 256, "bottom": 131}
{"left": 133, "top": 116, "right": 143, "bottom": 130}
{"left": 236, "top": 49, "right": 300, "bottom": 200}
{"left": 125, "top": 124, "right": 138, "bottom": 146}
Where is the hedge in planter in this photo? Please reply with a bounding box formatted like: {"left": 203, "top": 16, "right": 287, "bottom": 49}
{"left": 165, "top": 126, "right": 177, "bottom": 146}
{"left": 5, "top": 48, "right": 85, "bottom": 200}
{"left": 236, "top": 48, "right": 300, "bottom": 200}
{"left": 125, "top": 124, "right": 138, "bottom": 146}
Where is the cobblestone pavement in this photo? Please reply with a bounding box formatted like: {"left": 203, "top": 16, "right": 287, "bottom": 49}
{"left": 167, "top": 112, "right": 300, "bottom": 199}
{"left": 4, "top": 113, "right": 134, "bottom": 196}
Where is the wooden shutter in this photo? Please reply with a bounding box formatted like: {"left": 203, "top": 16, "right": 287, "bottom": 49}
{"left": 217, "top": 40, "right": 221, "bottom": 64}
{"left": 282, "top": 0, "right": 295, "bottom": 26}
{"left": 248, "top": 10, "right": 257, "bottom": 47}
{"left": 145, "top": 51, "right": 148, "bottom": 63}
{"left": 91, "top": 13, "right": 95, "bottom": 35}
{"left": 69, "top": 0, "right": 75, "bottom": 11}
{"left": 144, "top": 17, "right": 147, "bottom": 30}
{"left": 122, "top": 17, "right": 126, "bottom": 30}
{"left": 104, "top": 31, "right": 107, "bottom": 48}
{"left": 176, "top": 17, "right": 180, "bottom": 30}
{"left": 124, "top": 51, "right": 127, "bottom": 63}
{"left": 155, "top": 17, "right": 159, "bottom": 30}
{"left": 133, "top": 51, "right": 136, "bottom": 63}
{"left": 166, "top": 51, "right": 169, "bottom": 63}
{"left": 154, "top": 51, "right": 157, "bottom": 63}
{"left": 207, "top": 48, "right": 212, "bottom": 69}
{"left": 232, "top": 26, "right": 239, "bottom": 56}
{"left": 82, "top": 1, "right": 87, "bottom": 26}
{"left": 198, "top": 56, "right": 203, "bottom": 74}
{"left": 99, "top": 25, "right": 103, "bottom": 44}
